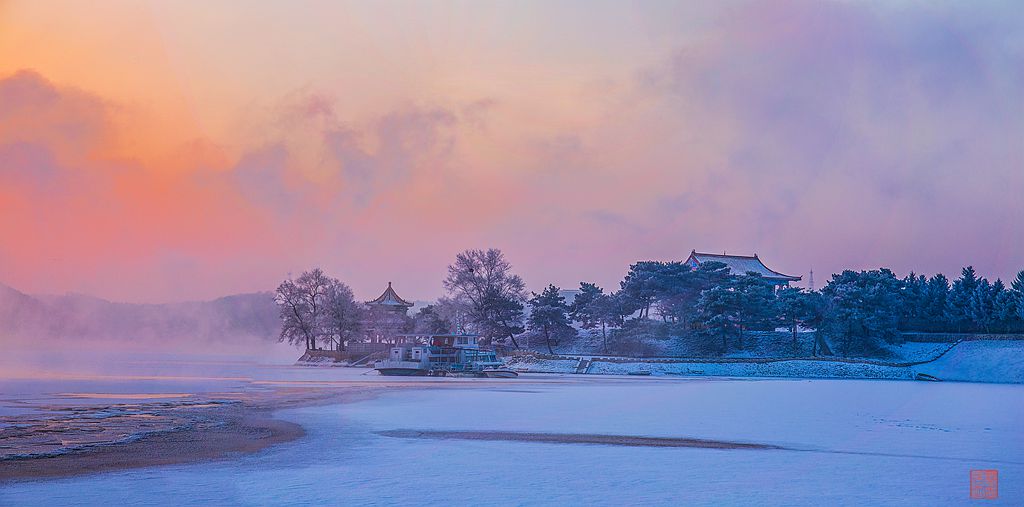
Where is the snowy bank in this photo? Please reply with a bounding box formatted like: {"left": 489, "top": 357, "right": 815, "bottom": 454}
{"left": 913, "top": 340, "right": 1024, "bottom": 383}
{"left": 507, "top": 340, "right": 1024, "bottom": 383}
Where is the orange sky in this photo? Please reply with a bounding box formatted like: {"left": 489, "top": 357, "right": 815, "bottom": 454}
{"left": 1, "top": 0, "right": 1022, "bottom": 303}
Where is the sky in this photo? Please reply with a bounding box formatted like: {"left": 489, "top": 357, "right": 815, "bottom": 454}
{"left": 1, "top": 0, "right": 1022, "bottom": 303}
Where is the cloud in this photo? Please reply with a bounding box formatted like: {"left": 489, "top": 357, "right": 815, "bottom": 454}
{"left": 629, "top": 0, "right": 1024, "bottom": 278}
{"left": 2, "top": 0, "right": 1022, "bottom": 302}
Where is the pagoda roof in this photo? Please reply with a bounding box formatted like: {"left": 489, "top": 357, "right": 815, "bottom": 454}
{"left": 367, "top": 282, "right": 414, "bottom": 307}
{"left": 686, "top": 250, "right": 801, "bottom": 282}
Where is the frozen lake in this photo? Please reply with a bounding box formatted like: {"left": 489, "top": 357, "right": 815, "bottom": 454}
{"left": 1, "top": 366, "right": 1022, "bottom": 505}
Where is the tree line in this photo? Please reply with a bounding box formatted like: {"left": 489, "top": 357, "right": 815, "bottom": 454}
{"left": 276, "top": 249, "right": 1024, "bottom": 357}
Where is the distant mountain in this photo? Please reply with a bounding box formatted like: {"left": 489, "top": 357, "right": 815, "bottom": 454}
{"left": 0, "top": 282, "right": 280, "bottom": 344}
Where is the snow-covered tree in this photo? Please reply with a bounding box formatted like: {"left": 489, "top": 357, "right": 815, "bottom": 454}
{"left": 946, "top": 266, "right": 980, "bottom": 332}
{"left": 1011, "top": 270, "right": 1024, "bottom": 321}
{"left": 569, "top": 282, "right": 625, "bottom": 352}
{"left": 528, "top": 284, "right": 576, "bottom": 354}
{"left": 819, "top": 269, "right": 902, "bottom": 356}
{"left": 775, "top": 286, "right": 820, "bottom": 355}
{"left": 570, "top": 282, "right": 603, "bottom": 332}
{"left": 696, "top": 284, "right": 740, "bottom": 353}
{"left": 274, "top": 268, "right": 333, "bottom": 350}
{"left": 443, "top": 249, "right": 527, "bottom": 347}
{"left": 323, "top": 279, "right": 363, "bottom": 351}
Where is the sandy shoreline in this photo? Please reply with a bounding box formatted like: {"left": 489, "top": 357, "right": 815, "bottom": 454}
{"left": 0, "top": 378, "right": 538, "bottom": 483}
{"left": 0, "top": 385, "right": 387, "bottom": 483}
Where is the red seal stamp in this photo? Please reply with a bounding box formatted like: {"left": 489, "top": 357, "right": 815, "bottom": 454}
{"left": 970, "top": 469, "right": 998, "bottom": 500}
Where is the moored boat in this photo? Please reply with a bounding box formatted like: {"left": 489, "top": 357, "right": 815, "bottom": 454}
{"left": 481, "top": 368, "right": 519, "bottom": 378}
{"left": 373, "top": 334, "right": 514, "bottom": 378}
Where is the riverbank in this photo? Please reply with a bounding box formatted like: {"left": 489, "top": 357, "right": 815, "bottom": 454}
{"left": 0, "top": 373, "right": 404, "bottom": 482}
{"left": 506, "top": 339, "right": 1024, "bottom": 383}
{"left": 0, "top": 404, "right": 303, "bottom": 481}
{"left": 0, "top": 369, "right": 573, "bottom": 483}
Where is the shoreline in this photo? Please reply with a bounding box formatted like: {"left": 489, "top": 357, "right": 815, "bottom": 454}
{"left": 0, "top": 378, "right": 525, "bottom": 483}
{"left": 0, "top": 386, "right": 386, "bottom": 483}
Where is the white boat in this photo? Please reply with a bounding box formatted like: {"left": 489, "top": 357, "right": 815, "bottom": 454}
{"left": 481, "top": 368, "right": 519, "bottom": 378}
{"left": 373, "top": 335, "right": 515, "bottom": 378}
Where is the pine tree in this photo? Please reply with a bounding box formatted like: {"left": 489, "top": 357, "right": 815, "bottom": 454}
{"left": 528, "top": 285, "right": 576, "bottom": 354}
{"left": 968, "top": 279, "right": 995, "bottom": 333}
{"left": 1012, "top": 270, "right": 1024, "bottom": 322}
{"left": 596, "top": 292, "right": 626, "bottom": 350}
{"left": 992, "top": 283, "right": 1019, "bottom": 333}
{"left": 899, "top": 273, "right": 927, "bottom": 331}
{"left": 732, "top": 272, "right": 776, "bottom": 350}
{"left": 696, "top": 284, "right": 740, "bottom": 353}
{"left": 946, "top": 266, "right": 980, "bottom": 332}
{"left": 819, "top": 269, "right": 901, "bottom": 356}
{"left": 619, "top": 262, "right": 662, "bottom": 320}
{"left": 570, "top": 282, "right": 606, "bottom": 349}
{"left": 923, "top": 274, "right": 950, "bottom": 332}
{"left": 776, "top": 286, "right": 818, "bottom": 355}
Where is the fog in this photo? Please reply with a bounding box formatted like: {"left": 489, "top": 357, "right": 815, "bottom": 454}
{"left": 0, "top": 281, "right": 299, "bottom": 379}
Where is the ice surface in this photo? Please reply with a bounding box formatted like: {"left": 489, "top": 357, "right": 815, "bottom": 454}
{"left": 1, "top": 372, "right": 1021, "bottom": 506}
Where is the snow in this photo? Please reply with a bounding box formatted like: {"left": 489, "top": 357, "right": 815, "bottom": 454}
{"left": 1, "top": 370, "right": 1023, "bottom": 505}
{"left": 508, "top": 340, "right": 1024, "bottom": 383}
{"left": 556, "top": 330, "right": 955, "bottom": 363}
{"left": 915, "top": 340, "right": 1024, "bottom": 384}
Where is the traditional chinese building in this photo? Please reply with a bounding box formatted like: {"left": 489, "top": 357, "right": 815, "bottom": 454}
{"left": 364, "top": 282, "right": 414, "bottom": 343}
{"left": 685, "top": 250, "right": 801, "bottom": 288}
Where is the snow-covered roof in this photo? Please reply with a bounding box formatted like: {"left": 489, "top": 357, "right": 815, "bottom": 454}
{"left": 685, "top": 250, "right": 801, "bottom": 282}
{"left": 367, "top": 282, "right": 414, "bottom": 307}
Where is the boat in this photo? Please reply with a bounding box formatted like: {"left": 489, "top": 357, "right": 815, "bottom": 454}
{"left": 481, "top": 368, "right": 519, "bottom": 378}
{"left": 373, "top": 334, "right": 514, "bottom": 378}
{"left": 627, "top": 370, "right": 652, "bottom": 376}
{"left": 915, "top": 372, "right": 942, "bottom": 382}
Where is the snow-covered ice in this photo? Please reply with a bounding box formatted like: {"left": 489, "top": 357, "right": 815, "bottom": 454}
{"left": 1, "top": 369, "right": 1021, "bottom": 506}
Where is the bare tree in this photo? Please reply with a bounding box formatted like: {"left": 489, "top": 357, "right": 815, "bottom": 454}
{"left": 323, "top": 279, "right": 363, "bottom": 351}
{"left": 275, "top": 278, "right": 314, "bottom": 349}
{"left": 443, "top": 248, "right": 527, "bottom": 348}
{"left": 274, "top": 268, "right": 333, "bottom": 350}
{"left": 434, "top": 295, "right": 472, "bottom": 334}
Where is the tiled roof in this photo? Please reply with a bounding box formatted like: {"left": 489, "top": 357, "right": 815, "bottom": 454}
{"left": 367, "top": 282, "right": 414, "bottom": 307}
{"left": 686, "top": 251, "right": 801, "bottom": 282}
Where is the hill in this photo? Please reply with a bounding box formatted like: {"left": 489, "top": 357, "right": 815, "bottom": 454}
{"left": 0, "top": 282, "right": 280, "bottom": 345}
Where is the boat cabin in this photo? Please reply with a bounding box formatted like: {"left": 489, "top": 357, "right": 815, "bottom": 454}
{"left": 430, "top": 335, "right": 480, "bottom": 348}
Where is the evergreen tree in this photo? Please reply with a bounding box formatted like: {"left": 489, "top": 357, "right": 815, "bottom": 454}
{"left": 776, "top": 286, "right": 818, "bottom": 355}
{"left": 619, "top": 261, "right": 663, "bottom": 320}
{"left": 477, "top": 288, "right": 526, "bottom": 347}
{"left": 898, "top": 273, "right": 927, "bottom": 331}
{"left": 819, "top": 269, "right": 902, "bottom": 356}
{"left": 413, "top": 304, "right": 453, "bottom": 335}
{"left": 992, "top": 281, "right": 1019, "bottom": 333}
{"left": 968, "top": 279, "right": 996, "bottom": 332}
{"left": 675, "top": 261, "right": 734, "bottom": 329}
{"left": 922, "top": 274, "right": 950, "bottom": 332}
{"left": 527, "top": 284, "right": 576, "bottom": 354}
{"left": 570, "top": 282, "right": 609, "bottom": 350}
{"left": 596, "top": 292, "right": 627, "bottom": 350}
{"left": 1012, "top": 270, "right": 1024, "bottom": 321}
{"left": 946, "top": 266, "right": 980, "bottom": 332}
{"left": 696, "top": 284, "right": 740, "bottom": 353}
{"left": 732, "top": 272, "right": 776, "bottom": 350}
{"left": 650, "top": 262, "right": 695, "bottom": 323}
